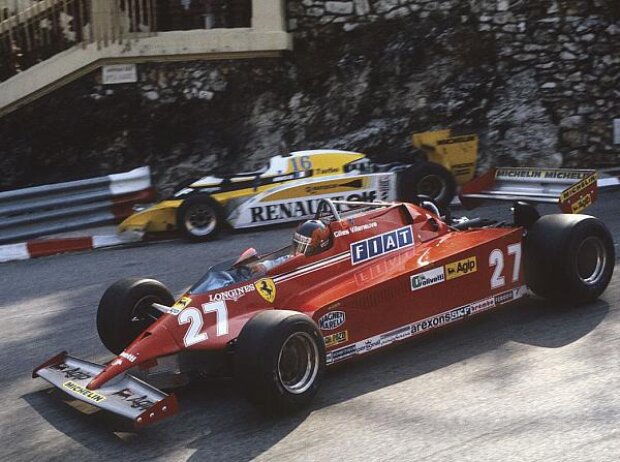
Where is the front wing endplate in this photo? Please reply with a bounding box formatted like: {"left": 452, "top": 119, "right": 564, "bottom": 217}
{"left": 33, "top": 352, "right": 178, "bottom": 427}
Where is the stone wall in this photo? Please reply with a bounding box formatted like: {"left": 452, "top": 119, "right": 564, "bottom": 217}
{"left": 0, "top": 0, "right": 618, "bottom": 193}
{"left": 288, "top": 0, "right": 620, "bottom": 168}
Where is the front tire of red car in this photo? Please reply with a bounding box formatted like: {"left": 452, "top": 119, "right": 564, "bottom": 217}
{"left": 234, "top": 311, "right": 326, "bottom": 412}
{"left": 97, "top": 278, "right": 174, "bottom": 355}
{"left": 525, "top": 214, "right": 615, "bottom": 305}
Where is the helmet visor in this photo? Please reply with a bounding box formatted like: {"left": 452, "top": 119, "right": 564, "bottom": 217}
{"left": 292, "top": 233, "right": 313, "bottom": 256}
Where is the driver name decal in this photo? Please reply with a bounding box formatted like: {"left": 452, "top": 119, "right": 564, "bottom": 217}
{"left": 350, "top": 226, "right": 414, "bottom": 265}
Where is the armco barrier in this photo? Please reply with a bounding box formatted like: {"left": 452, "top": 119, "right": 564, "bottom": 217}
{"left": 0, "top": 167, "right": 154, "bottom": 244}
{"left": 599, "top": 167, "right": 620, "bottom": 192}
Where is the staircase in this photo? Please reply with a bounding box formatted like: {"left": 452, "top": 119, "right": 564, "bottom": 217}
{"left": 0, "top": 0, "right": 290, "bottom": 117}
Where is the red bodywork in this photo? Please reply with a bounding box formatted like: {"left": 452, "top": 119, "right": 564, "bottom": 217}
{"left": 87, "top": 202, "right": 526, "bottom": 389}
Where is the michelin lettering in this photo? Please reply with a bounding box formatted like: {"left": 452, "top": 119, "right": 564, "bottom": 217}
{"left": 63, "top": 381, "right": 107, "bottom": 403}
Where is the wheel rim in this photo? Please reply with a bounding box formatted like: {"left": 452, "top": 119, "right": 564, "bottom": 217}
{"left": 184, "top": 203, "right": 217, "bottom": 236}
{"left": 416, "top": 174, "right": 446, "bottom": 200}
{"left": 277, "top": 332, "right": 320, "bottom": 395}
{"left": 576, "top": 236, "right": 607, "bottom": 285}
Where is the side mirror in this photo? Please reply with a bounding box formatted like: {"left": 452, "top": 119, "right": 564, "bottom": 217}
{"left": 234, "top": 248, "right": 258, "bottom": 265}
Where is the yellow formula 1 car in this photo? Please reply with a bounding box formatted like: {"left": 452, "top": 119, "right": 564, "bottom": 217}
{"left": 119, "top": 130, "right": 478, "bottom": 241}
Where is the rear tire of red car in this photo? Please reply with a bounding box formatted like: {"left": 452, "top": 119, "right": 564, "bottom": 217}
{"left": 234, "top": 310, "right": 326, "bottom": 412}
{"left": 525, "top": 214, "right": 615, "bottom": 305}
{"left": 176, "top": 193, "right": 224, "bottom": 242}
{"left": 97, "top": 278, "right": 174, "bottom": 355}
{"left": 397, "top": 161, "right": 457, "bottom": 209}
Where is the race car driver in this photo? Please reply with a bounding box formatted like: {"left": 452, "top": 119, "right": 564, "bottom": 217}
{"left": 251, "top": 219, "right": 332, "bottom": 273}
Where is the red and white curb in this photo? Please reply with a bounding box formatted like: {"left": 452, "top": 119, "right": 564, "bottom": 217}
{"left": 0, "top": 232, "right": 143, "bottom": 263}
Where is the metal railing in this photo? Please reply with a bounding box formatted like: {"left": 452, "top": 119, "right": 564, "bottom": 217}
{"left": 0, "top": 0, "right": 252, "bottom": 82}
{"left": 0, "top": 166, "right": 154, "bottom": 244}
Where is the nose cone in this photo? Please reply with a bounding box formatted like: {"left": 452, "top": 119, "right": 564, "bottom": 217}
{"left": 87, "top": 320, "right": 182, "bottom": 390}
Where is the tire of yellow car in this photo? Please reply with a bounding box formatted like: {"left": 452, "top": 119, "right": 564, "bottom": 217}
{"left": 176, "top": 193, "right": 224, "bottom": 241}
{"left": 397, "top": 161, "right": 457, "bottom": 209}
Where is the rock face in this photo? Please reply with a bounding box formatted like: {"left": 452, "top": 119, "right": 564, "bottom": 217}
{"left": 0, "top": 0, "right": 618, "bottom": 194}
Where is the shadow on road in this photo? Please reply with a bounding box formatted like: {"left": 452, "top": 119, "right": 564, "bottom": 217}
{"left": 21, "top": 294, "right": 611, "bottom": 461}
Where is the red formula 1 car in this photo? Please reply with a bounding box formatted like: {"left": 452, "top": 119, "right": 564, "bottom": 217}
{"left": 33, "top": 168, "right": 614, "bottom": 427}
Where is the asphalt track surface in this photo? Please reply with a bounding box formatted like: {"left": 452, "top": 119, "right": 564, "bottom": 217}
{"left": 1, "top": 196, "right": 619, "bottom": 462}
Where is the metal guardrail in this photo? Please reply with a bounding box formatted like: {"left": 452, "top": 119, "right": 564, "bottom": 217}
{"left": 598, "top": 167, "right": 620, "bottom": 192}
{"left": 0, "top": 166, "right": 154, "bottom": 244}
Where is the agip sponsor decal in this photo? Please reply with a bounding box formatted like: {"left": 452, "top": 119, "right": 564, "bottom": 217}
{"left": 255, "top": 278, "right": 276, "bottom": 303}
{"left": 319, "top": 311, "right": 346, "bottom": 331}
{"left": 350, "top": 225, "right": 414, "bottom": 265}
{"left": 410, "top": 267, "right": 445, "bottom": 291}
{"left": 63, "top": 381, "right": 107, "bottom": 403}
{"left": 50, "top": 363, "right": 92, "bottom": 380}
{"left": 112, "top": 389, "right": 156, "bottom": 411}
{"left": 445, "top": 256, "right": 477, "bottom": 280}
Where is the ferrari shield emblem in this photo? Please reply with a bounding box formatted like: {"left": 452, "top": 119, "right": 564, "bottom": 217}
{"left": 255, "top": 278, "right": 276, "bottom": 303}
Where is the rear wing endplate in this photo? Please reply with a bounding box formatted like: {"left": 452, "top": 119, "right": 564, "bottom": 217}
{"left": 459, "top": 167, "right": 598, "bottom": 214}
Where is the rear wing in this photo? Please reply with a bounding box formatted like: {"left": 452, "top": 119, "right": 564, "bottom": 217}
{"left": 459, "top": 167, "right": 598, "bottom": 214}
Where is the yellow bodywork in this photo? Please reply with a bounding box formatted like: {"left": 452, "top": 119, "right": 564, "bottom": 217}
{"left": 118, "top": 200, "right": 182, "bottom": 233}
{"left": 117, "top": 151, "right": 366, "bottom": 233}
{"left": 412, "top": 129, "right": 479, "bottom": 185}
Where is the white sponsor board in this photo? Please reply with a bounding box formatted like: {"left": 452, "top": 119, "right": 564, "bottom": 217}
{"left": 102, "top": 64, "right": 138, "bottom": 85}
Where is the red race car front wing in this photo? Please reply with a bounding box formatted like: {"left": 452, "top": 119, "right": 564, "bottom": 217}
{"left": 33, "top": 352, "right": 178, "bottom": 427}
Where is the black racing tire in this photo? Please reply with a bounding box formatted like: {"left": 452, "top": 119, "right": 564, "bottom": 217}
{"left": 176, "top": 193, "right": 224, "bottom": 242}
{"left": 97, "top": 278, "right": 174, "bottom": 354}
{"left": 525, "top": 214, "right": 615, "bottom": 305}
{"left": 234, "top": 310, "right": 326, "bottom": 413}
{"left": 397, "top": 161, "right": 457, "bottom": 209}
